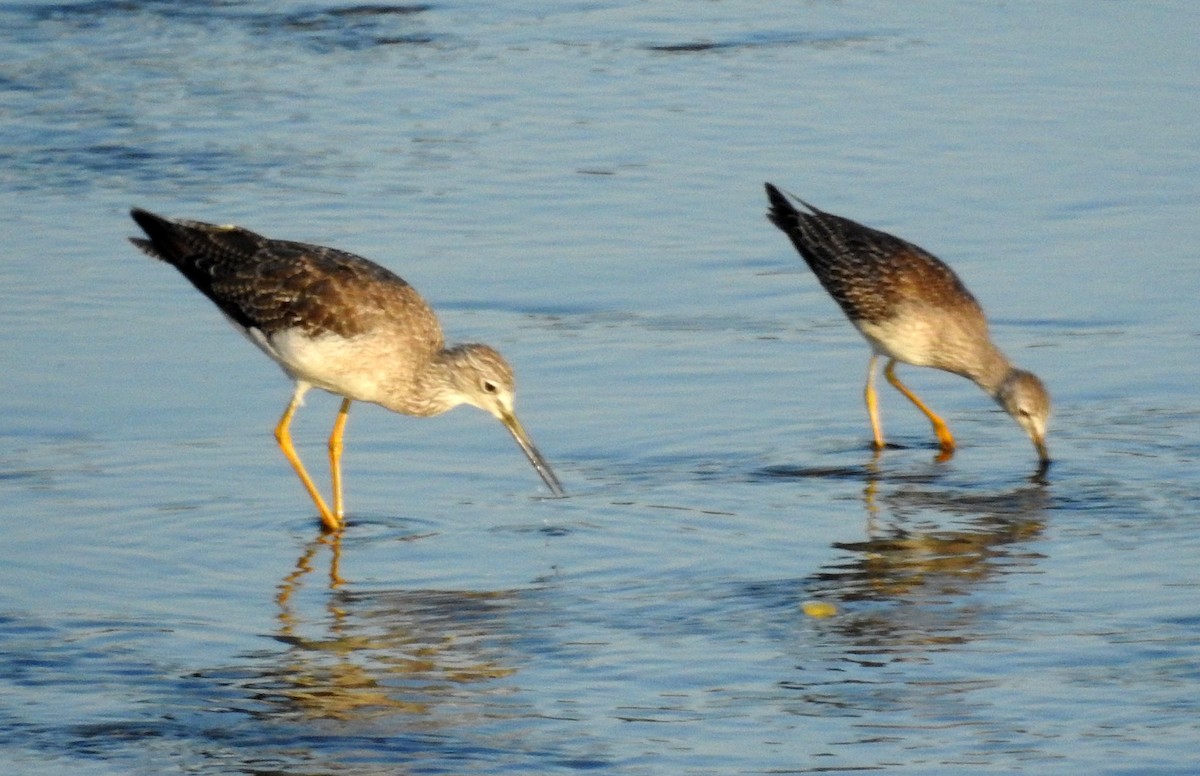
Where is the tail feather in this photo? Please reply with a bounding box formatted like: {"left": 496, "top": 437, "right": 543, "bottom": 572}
{"left": 128, "top": 235, "right": 158, "bottom": 258}
{"left": 764, "top": 182, "right": 790, "bottom": 225}
{"left": 763, "top": 182, "right": 864, "bottom": 285}
{"left": 127, "top": 208, "right": 270, "bottom": 334}
{"left": 129, "top": 208, "right": 269, "bottom": 271}
{"left": 128, "top": 208, "right": 190, "bottom": 264}
{"left": 763, "top": 182, "right": 823, "bottom": 230}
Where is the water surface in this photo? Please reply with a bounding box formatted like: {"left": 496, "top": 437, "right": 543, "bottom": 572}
{"left": 2, "top": 1, "right": 1199, "bottom": 773}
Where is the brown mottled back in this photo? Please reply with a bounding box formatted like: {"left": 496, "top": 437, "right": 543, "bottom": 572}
{"left": 763, "top": 184, "right": 982, "bottom": 326}
{"left": 129, "top": 208, "right": 441, "bottom": 347}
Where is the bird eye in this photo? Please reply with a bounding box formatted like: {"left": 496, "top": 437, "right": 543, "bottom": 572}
{"left": 482, "top": 380, "right": 499, "bottom": 394}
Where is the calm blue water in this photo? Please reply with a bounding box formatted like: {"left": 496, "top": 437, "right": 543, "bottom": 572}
{"left": 2, "top": 1, "right": 1199, "bottom": 773}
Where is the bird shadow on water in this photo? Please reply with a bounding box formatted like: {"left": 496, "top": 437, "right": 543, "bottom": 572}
{"left": 756, "top": 440, "right": 1051, "bottom": 487}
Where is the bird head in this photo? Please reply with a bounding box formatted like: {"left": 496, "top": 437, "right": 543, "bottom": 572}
{"left": 995, "top": 369, "right": 1051, "bottom": 465}
{"left": 442, "top": 344, "right": 565, "bottom": 496}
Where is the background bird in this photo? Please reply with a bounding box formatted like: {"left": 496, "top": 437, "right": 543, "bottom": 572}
{"left": 129, "top": 208, "right": 564, "bottom": 531}
{"left": 763, "top": 183, "right": 1050, "bottom": 465}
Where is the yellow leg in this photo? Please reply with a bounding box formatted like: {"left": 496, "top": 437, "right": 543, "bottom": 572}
{"left": 864, "top": 354, "right": 886, "bottom": 450}
{"left": 274, "top": 386, "right": 342, "bottom": 531}
{"left": 883, "top": 359, "right": 956, "bottom": 455}
{"left": 328, "top": 398, "right": 352, "bottom": 525}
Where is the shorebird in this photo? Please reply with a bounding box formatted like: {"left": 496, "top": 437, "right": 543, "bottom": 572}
{"left": 129, "top": 208, "right": 564, "bottom": 531}
{"left": 763, "top": 183, "right": 1050, "bottom": 464}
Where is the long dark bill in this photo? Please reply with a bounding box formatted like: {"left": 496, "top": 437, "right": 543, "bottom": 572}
{"left": 501, "top": 412, "right": 565, "bottom": 497}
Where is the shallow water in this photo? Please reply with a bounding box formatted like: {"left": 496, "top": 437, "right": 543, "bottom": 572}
{"left": 2, "top": 1, "right": 1199, "bottom": 773}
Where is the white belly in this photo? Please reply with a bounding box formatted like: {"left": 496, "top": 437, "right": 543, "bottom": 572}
{"left": 855, "top": 315, "right": 940, "bottom": 366}
{"left": 250, "top": 326, "right": 395, "bottom": 404}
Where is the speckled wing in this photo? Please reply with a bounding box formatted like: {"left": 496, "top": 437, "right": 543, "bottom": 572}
{"left": 764, "top": 184, "right": 982, "bottom": 326}
{"left": 129, "top": 209, "right": 444, "bottom": 350}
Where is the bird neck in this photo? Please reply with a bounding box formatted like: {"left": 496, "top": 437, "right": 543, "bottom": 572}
{"left": 393, "top": 353, "right": 462, "bottom": 417}
{"left": 970, "top": 344, "right": 1018, "bottom": 398}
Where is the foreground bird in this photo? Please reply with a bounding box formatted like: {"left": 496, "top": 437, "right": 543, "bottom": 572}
{"left": 763, "top": 183, "right": 1050, "bottom": 464}
{"left": 129, "top": 208, "right": 564, "bottom": 531}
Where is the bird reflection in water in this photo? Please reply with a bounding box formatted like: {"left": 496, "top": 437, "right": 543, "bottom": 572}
{"left": 233, "top": 533, "right": 521, "bottom": 722}
{"left": 805, "top": 462, "right": 1049, "bottom": 654}
{"left": 854, "top": 473, "right": 1042, "bottom": 589}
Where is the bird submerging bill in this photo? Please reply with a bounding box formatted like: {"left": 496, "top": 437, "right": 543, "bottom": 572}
{"left": 129, "top": 208, "right": 564, "bottom": 532}
{"left": 763, "top": 183, "right": 1051, "bottom": 465}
